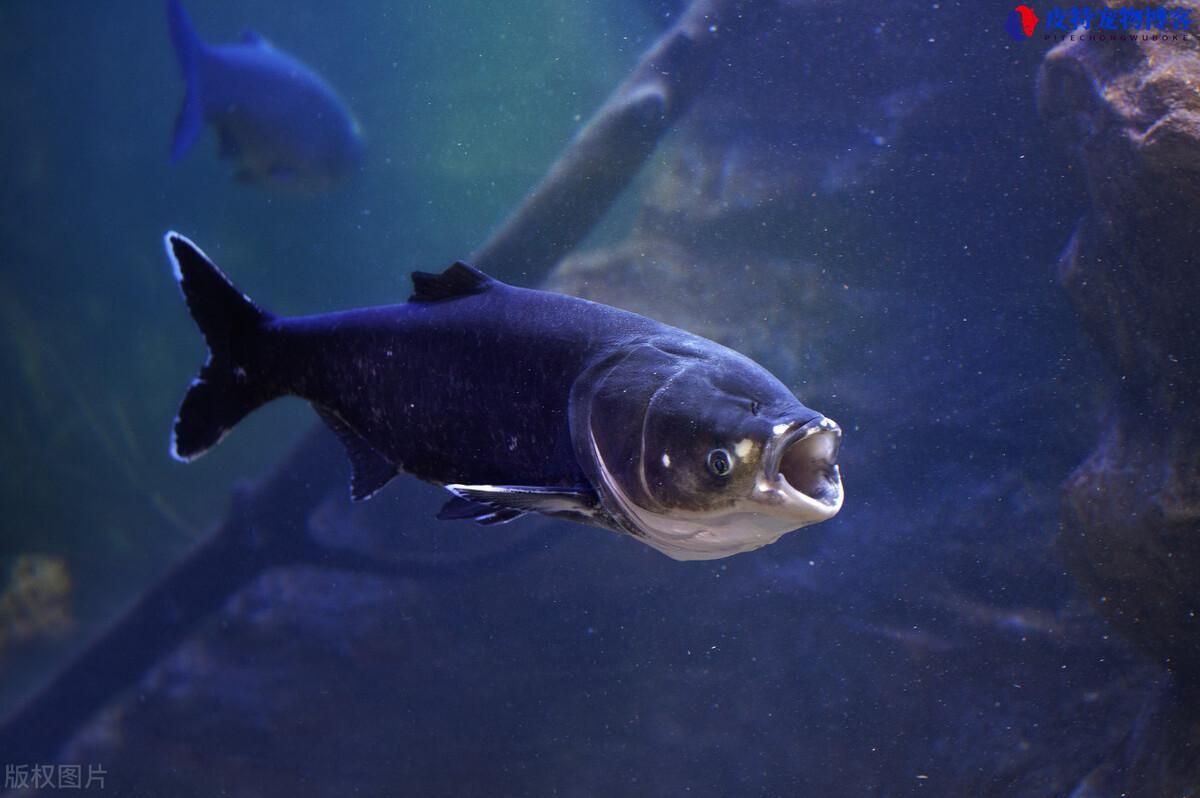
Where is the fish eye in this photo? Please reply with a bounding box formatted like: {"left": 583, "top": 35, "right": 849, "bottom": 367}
{"left": 707, "top": 448, "right": 732, "bottom": 477}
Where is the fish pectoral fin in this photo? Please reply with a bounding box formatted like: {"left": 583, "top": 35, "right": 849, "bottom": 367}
{"left": 436, "top": 496, "right": 525, "bottom": 526}
{"left": 313, "top": 404, "right": 399, "bottom": 501}
{"left": 438, "top": 483, "right": 601, "bottom": 526}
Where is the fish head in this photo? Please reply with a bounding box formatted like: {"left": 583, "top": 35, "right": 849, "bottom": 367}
{"left": 572, "top": 342, "right": 843, "bottom": 560}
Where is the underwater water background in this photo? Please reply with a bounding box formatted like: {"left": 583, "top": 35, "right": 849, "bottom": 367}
{"left": 0, "top": 0, "right": 654, "bottom": 711}
{"left": 1, "top": 0, "right": 1190, "bottom": 795}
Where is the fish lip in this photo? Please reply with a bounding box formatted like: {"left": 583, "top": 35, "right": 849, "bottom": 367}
{"left": 761, "top": 416, "right": 844, "bottom": 514}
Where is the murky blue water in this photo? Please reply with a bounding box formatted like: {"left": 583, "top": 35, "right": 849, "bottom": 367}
{"left": 0, "top": 0, "right": 653, "bottom": 704}
{"left": 0, "top": 1, "right": 1180, "bottom": 795}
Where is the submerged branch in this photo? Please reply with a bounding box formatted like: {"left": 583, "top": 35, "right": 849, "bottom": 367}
{"left": 472, "top": 0, "right": 761, "bottom": 280}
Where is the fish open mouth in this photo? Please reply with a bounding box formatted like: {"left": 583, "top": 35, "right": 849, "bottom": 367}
{"left": 764, "top": 417, "right": 843, "bottom": 514}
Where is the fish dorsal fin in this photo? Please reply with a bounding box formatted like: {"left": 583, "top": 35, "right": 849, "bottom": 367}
{"left": 239, "top": 29, "right": 270, "bottom": 47}
{"left": 409, "top": 262, "right": 494, "bottom": 303}
{"left": 313, "top": 404, "right": 399, "bottom": 501}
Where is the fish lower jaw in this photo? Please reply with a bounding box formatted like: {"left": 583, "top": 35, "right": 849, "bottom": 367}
{"left": 630, "top": 470, "right": 845, "bottom": 561}
{"left": 754, "top": 466, "right": 844, "bottom": 522}
{"left": 758, "top": 418, "right": 844, "bottom": 520}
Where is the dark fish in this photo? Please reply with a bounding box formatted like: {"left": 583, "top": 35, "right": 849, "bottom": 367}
{"left": 167, "top": 0, "right": 363, "bottom": 191}
{"left": 165, "top": 233, "right": 844, "bottom": 560}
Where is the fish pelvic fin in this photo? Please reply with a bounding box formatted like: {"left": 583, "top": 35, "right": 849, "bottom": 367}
{"left": 408, "top": 262, "right": 494, "bottom": 303}
{"left": 167, "top": 0, "right": 205, "bottom": 162}
{"left": 165, "top": 232, "right": 276, "bottom": 462}
{"left": 437, "top": 496, "right": 525, "bottom": 526}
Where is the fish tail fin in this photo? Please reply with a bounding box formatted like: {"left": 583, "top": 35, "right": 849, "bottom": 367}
{"left": 167, "top": 0, "right": 204, "bottom": 162}
{"left": 165, "top": 232, "right": 278, "bottom": 462}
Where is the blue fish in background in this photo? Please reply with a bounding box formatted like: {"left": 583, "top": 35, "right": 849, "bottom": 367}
{"left": 167, "top": 0, "right": 363, "bottom": 192}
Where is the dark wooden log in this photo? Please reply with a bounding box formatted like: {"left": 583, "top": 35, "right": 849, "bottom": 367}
{"left": 471, "top": 0, "right": 757, "bottom": 280}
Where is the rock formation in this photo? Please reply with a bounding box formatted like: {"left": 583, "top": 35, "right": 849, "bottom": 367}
{"left": 1039, "top": 5, "right": 1200, "bottom": 791}
{"left": 1040, "top": 1, "right": 1200, "bottom": 686}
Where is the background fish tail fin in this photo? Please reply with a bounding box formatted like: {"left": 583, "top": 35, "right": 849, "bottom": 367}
{"left": 164, "top": 232, "right": 276, "bottom": 462}
{"left": 167, "top": 0, "right": 204, "bottom": 161}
